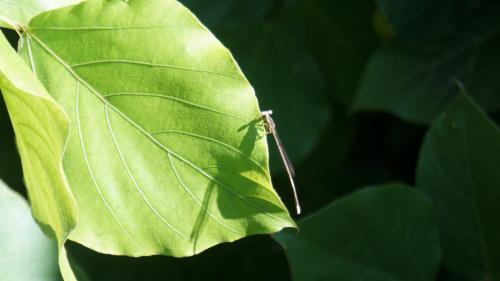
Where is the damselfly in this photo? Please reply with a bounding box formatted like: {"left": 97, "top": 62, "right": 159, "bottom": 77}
{"left": 262, "top": 110, "right": 301, "bottom": 215}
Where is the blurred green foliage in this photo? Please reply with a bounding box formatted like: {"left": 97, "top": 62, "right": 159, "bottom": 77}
{"left": 1, "top": 0, "right": 499, "bottom": 280}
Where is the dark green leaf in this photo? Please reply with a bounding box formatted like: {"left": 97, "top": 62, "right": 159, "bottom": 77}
{"left": 275, "top": 184, "right": 441, "bottom": 281}
{"left": 354, "top": 10, "right": 500, "bottom": 124}
{"left": 416, "top": 93, "right": 500, "bottom": 280}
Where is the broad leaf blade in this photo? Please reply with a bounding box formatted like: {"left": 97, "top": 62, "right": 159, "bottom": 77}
{"left": 275, "top": 184, "right": 441, "bottom": 281}
{"left": 0, "top": 0, "right": 81, "bottom": 29}
{"left": 416, "top": 93, "right": 500, "bottom": 280}
{"left": 21, "top": 0, "right": 295, "bottom": 257}
{"left": 0, "top": 180, "right": 60, "bottom": 280}
{"left": 0, "top": 30, "right": 77, "bottom": 280}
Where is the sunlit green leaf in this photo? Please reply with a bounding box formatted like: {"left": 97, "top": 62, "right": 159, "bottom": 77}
{"left": 275, "top": 184, "right": 441, "bottom": 281}
{"left": 0, "top": 0, "right": 80, "bottom": 29}
{"left": 19, "top": 0, "right": 295, "bottom": 258}
{"left": 416, "top": 93, "right": 500, "bottom": 280}
{"left": 0, "top": 30, "right": 77, "bottom": 280}
{"left": 0, "top": 179, "right": 60, "bottom": 281}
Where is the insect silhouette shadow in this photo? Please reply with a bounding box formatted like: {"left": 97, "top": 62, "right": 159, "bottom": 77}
{"left": 190, "top": 117, "right": 285, "bottom": 253}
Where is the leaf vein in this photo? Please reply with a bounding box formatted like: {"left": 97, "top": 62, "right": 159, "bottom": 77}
{"left": 104, "top": 104, "right": 190, "bottom": 241}
{"left": 167, "top": 153, "right": 242, "bottom": 235}
{"left": 104, "top": 92, "right": 243, "bottom": 121}
{"left": 71, "top": 59, "right": 240, "bottom": 80}
{"left": 75, "top": 81, "right": 140, "bottom": 247}
{"left": 153, "top": 129, "right": 267, "bottom": 175}
{"left": 29, "top": 32, "right": 286, "bottom": 224}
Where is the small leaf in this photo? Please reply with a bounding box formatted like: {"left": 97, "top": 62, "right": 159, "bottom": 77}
{"left": 0, "top": 180, "right": 60, "bottom": 280}
{"left": 275, "top": 184, "right": 441, "bottom": 281}
{"left": 0, "top": 0, "right": 81, "bottom": 29}
{"left": 416, "top": 93, "right": 500, "bottom": 280}
{"left": 20, "top": 0, "right": 295, "bottom": 257}
{"left": 0, "top": 30, "right": 77, "bottom": 280}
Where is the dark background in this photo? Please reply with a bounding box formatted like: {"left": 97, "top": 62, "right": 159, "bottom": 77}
{"left": 1, "top": 0, "right": 499, "bottom": 280}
